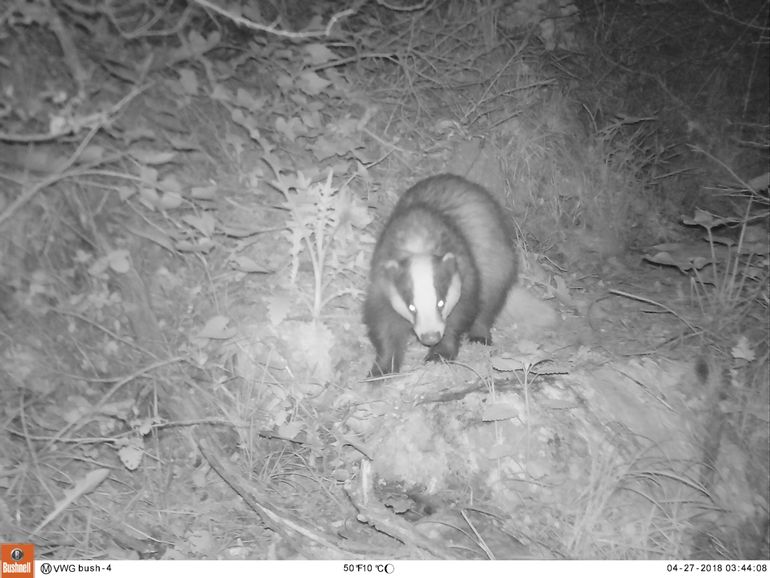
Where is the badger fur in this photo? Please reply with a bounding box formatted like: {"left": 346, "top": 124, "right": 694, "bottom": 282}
{"left": 364, "top": 174, "right": 517, "bottom": 377}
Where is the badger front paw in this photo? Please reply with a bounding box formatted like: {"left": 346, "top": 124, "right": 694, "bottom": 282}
{"left": 425, "top": 336, "right": 459, "bottom": 363}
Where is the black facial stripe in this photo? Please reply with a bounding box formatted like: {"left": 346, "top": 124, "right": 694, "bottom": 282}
{"left": 432, "top": 255, "right": 455, "bottom": 303}
{"left": 390, "top": 259, "right": 415, "bottom": 313}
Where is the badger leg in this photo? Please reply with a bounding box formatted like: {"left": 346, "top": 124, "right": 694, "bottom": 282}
{"left": 425, "top": 328, "right": 461, "bottom": 363}
{"left": 369, "top": 352, "right": 402, "bottom": 378}
{"left": 367, "top": 311, "right": 411, "bottom": 377}
{"left": 468, "top": 320, "right": 492, "bottom": 345}
{"left": 468, "top": 275, "right": 515, "bottom": 345}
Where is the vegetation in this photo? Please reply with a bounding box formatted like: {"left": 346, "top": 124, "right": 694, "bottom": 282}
{"left": 0, "top": 0, "right": 766, "bottom": 560}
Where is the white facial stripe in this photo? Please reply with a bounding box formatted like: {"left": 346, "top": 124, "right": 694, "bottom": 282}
{"left": 410, "top": 255, "right": 444, "bottom": 338}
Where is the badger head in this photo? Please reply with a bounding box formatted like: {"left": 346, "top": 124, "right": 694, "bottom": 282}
{"left": 383, "top": 253, "right": 461, "bottom": 346}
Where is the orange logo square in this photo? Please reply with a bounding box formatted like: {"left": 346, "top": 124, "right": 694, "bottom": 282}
{"left": 1, "top": 544, "right": 34, "bottom": 578}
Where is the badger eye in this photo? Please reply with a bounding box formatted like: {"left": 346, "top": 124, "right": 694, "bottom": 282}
{"left": 437, "top": 299, "right": 445, "bottom": 310}
{"left": 408, "top": 304, "right": 416, "bottom": 313}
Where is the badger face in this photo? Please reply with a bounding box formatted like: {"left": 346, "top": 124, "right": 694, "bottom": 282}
{"left": 384, "top": 253, "right": 461, "bottom": 346}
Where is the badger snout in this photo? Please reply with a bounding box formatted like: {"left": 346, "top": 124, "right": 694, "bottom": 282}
{"left": 417, "top": 330, "right": 442, "bottom": 346}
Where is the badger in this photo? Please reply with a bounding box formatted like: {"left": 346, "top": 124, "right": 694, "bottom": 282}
{"left": 364, "top": 174, "right": 517, "bottom": 377}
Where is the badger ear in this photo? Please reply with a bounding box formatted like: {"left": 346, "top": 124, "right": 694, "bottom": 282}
{"left": 441, "top": 252, "right": 457, "bottom": 270}
{"left": 382, "top": 259, "right": 401, "bottom": 277}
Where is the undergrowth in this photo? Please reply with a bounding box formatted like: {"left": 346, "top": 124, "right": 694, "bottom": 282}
{"left": 0, "top": 0, "right": 767, "bottom": 561}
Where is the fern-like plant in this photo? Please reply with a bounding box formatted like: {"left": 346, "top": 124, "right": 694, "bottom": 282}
{"left": 272, "top": 169, "right": 371, "bottom": 322}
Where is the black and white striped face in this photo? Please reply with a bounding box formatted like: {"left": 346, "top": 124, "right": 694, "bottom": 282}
{"left": 384, "top": 253, "right": 462, "bottom": 346}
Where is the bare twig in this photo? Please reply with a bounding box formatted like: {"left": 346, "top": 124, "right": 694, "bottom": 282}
{"left": 697, "top": 0, "right": 769, "bottom": 32}
{"left": 191, "top": 0, "right": 362, "bottom": 38}
{"left": 42, "top": 357, "right": 185, "bottom": 452}
{"left": 42, "top": 0, "right": 89, "bottom": 96}
{"left": 0, "top": 85, "right": 149, "bottom": 227}
{"left": 344, "top": 460, "right": 456, "bottom": 558}
{"left": 0, "top": 83, "right": 149, "bottom": 144}
{"left": 197, "top": 435, "right": 353, "bottom": 554}
{"left": 376, "top": 0, "right": 430, "bottom": 11}
{"left": 609, "top": 289, "right": 701, "bottom": 336}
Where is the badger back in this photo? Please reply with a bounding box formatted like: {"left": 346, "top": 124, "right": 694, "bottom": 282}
{"left": 394, "top": 175, "right": 517, "bottom": 295}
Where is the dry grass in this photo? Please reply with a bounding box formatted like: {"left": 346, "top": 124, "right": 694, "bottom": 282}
{"left": 1, "top": 0, "right": 767, "bottom": 561}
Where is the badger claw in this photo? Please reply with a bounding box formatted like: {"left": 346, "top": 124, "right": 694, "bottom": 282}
{"left": 468, "top": 333, "right": 492, "bottom": 345}
{"left": 425, "top": 339, "right": 458, "bottom": 363}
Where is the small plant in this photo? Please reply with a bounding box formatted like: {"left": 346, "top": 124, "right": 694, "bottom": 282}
{"left": 272, "top": 169, "right": 371, "bottom": 322}
{"left": 488, "top": 343, "right": 569, "bottom": 474}
{"left": 683, "top": 204, "right": 768, "bottom": 336}
{"left": 643, "top": 158, "right": 769, "bottom": 343}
